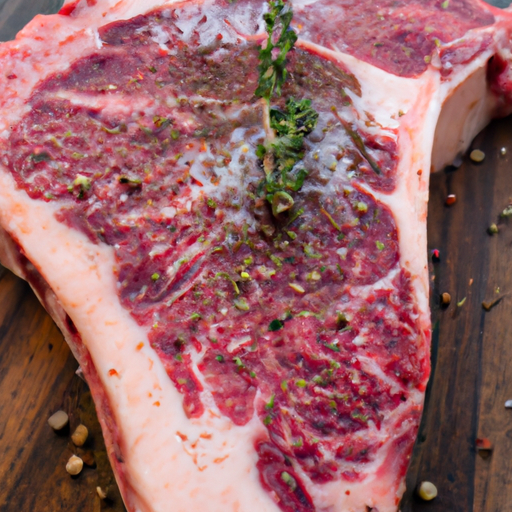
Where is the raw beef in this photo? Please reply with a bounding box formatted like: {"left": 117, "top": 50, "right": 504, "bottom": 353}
{"left": 0, "top": 0, "right": 511, "bottom": 511}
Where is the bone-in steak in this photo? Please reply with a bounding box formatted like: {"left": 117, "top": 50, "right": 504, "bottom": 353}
{"left": 0, "top": 0, "right": 511, "bottom": 511}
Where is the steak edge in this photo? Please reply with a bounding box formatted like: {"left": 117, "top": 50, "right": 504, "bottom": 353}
{"left": 0, "top": 1, "right": 512, "bottom": 511}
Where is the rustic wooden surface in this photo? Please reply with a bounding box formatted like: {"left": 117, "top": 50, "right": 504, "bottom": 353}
{"left": 1, "top": 1, "right": 512, "bottom": 512}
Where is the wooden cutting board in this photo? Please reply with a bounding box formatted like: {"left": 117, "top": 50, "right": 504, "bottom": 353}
{"left": 1, "top": 2, "right": 512, "bottom": 511}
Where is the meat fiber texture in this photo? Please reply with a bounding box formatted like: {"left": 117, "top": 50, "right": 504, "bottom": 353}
{"left": 1, "top": 0, "right": 512, "bottom": 511}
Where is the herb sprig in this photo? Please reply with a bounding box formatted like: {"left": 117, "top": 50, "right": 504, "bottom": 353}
{"left": 258, "top": 98, "right": 318, "bottom": 215}
{"left": 255, "top": 0, "right": 318, "bottom": 217}
{"left": 255, "top": 0, "right": 297, "bottom": 102}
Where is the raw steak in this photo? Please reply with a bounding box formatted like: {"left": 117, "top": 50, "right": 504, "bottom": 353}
{"left": 1, "top": 0, "right": 511, "bottom": 511}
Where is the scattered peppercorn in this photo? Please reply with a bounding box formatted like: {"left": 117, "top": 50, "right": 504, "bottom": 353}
{"left": 66, "top": 455, "right": 84, "bottom": 476}
{"left": 470, "top": 149, "right": 485, "bottom": 162}
{"left": 71, "top": 424, "right": 89, "bottom": 447}
{"left": 418, "top": 481, "right": 438, "bottom": 501}
{"left": 96, "top": 487, "right": 108, "bottom": 500}
{"left": 476, "top": 437, "right": 493, "bottom": 450}
{"left": 488, "top": 223, "right": 499, "bottom": 235}
{"left": 476, "top": 438, "right": 493, "bottom": 459}
{"left": 440, "top": 292, "right": 451, "bottom": 306}
{"left": 47, "top": 410, "right": 69, "bottom": 431}
{"left": 445, "top": 194, "right": 457, "bottom": 206}
{"left": 501, "top": 205, "right": 512, "bottom": 217}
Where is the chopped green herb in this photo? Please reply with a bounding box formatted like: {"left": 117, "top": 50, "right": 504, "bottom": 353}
{"left": 263, "top": 415, "right": 273, "bottom": 425}
{"left": 30, "top": 152, "right": 51, "bottom": 163}
{"left": 351, "top": 410, "right": 369, "bottom": 422}
{"left": 151, "top": 273, "right": 160, "bottom": 281}
{"left": 356, "top": 201, "right": 368, "bottom": 213}
{"left": 119, "top": 175, "right": 142, "bottom": 186}
{"left": 376, "top": 240, "right": 385, "bottom": 250}
{"left": 292, "top": 437, "right": 303, "bottom": 447}
{"left": 280, "top": 472, "right": 297, "bottom": 491}
{"left": 303, "top": 244, "right": 322, "bottom": 259}
{"left": 216, "top": 355, "right": 224, "bottom": 362}
{"left": 336, "top": 311, "right": 348, "bottom": 326}
{"left": 243, "top": 256, "right": 254, "bottom": 266}
{"left": 320, "top": 207, "right": 341, "bottom": 231}
{"left": 457, "top": 297, "right": 467, "bottom": 307}
{"left": 269, "top": 253, "right": 283, "bottom": 268}
{"left": 286, "top": 230, "right": 297, "bottom": 240}
{"left": 320, "top": 266, "right": 327, "bottom": 272}
{"left": 265, "top": 394, "right": 275, "bottom": 409}
{"left": 233, "top": 357, "right": 244, "bottom": 368}
{"left": 289, "top": 283, "right": 305, "bottom": 293}
{"left": 234, "top": 298, "right": 250, "bottom": 311}
{"left": 297, "top": 310, "right": 321, "bottom": 319}
{"left": 269, "top": 319, "right": 284, "bottom": 331}
{"left": 441, "top": 0, "right": 449, "bottom": 8}
{"left": 175, "top": 354, "right": 183, "bottom": 362}
{"left": 280, "top": 380, "right": 288, "bottom": 391}
{"left": 189, "top": 313, "right": 202, "bottom": 321}
{"left": 215, "top": 272, "right": 240, "bottom": 295}
{"left": 207, "top": 198, "right": 217, "bottom": 209}
{"left": 287, "top": 208, "right": 304, "bottom": 226}
{"left": 296, "top": 379, "right": 307, "bottom": 388}
{"left": 102, "top": 124, "right": 127, "bottom": 134}
{"left": 271, "top": 190, "right": 295, "bottom": 216}
{"left": 70, "top": 174, "right": 92, "bottom": 198}
{"left": 306, "top": 270, "right": 321, "bottom": 281}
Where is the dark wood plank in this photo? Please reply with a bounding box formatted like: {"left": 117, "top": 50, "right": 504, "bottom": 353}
{"left": 402, "top": 116, "right": 512, "bottom": 511}
{"left": 0, "top": 270, "right": 124, "bottom": 512}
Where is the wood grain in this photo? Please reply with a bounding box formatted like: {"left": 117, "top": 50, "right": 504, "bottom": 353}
{"left": 402, "top": 115, "right": 512, "bottom": 512}
{"left": 0, "top": 271, "right": 125, "bottom": 512}
{"left": 1, "top": 1, "right": 512, "bottom": 512}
